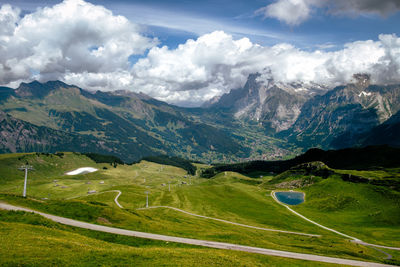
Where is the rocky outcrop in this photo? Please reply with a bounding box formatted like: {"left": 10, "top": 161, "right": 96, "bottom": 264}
{"left": 208, "top": 73, "right": 328, "bottom": 133}
{"left": 282, "top": 74, "right": 400, "bottom": 149}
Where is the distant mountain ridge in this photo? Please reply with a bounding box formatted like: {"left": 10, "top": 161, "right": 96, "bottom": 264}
{"left": 0, "top": 80, "right": 248, "bottom": 162}
{"left": 281, "top": 74, "right": 400, "bottom": 149}
{"left": 0, "top": 111, "right": 98, "bottom": 154}
{"left": 206, "top": 73, "right": 328, "bottom": 133}
{"left": 1, "top": 73, "right": 399, "bottom": 162}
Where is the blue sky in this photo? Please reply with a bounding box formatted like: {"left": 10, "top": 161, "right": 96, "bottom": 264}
{"left": 6, "top": 0, "right": 400, "bottom": 50}
{"left": 1, "top": 0, "right": 400, "bottom": 106}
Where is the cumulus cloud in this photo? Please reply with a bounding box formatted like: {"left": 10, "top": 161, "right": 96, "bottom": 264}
{"left": 0, "top": 4, "right": 20, "bottom": 37}
{"left": 131, "top": 31, "right": 263, "bottom": 105}
{"left": 257, "top": 0, "right": 400, "bottom": 26}
{"left": 131, "top": 31, "right": 400, "bottom": 106}
{"left": 255, "top": 0, "right": 321, "bottom": 26}
{"left": 1, "top": 0, "right": 400, "bottom": 107}
{"left": 0, "top": 0, "right": 156, "bottom": 85}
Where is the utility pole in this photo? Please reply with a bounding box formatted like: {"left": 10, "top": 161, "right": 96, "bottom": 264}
{"left": 18, "top": 165, "right": 34, "bottom": 197}
{"left": 145, "top": 191, "right": 149, "bottom": 208}
{"left": 168, "top": 181, "right": 171, "bottom": 192}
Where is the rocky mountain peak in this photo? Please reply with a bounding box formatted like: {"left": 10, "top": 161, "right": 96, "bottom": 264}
{"left": 15, "top": 80, "right": 76, "bottom": 98}
{"left": 208, "top": 73, "right": 329, "bottom": 133}
{"left": 113, "top": 90, "right": 152, "bottom": 100}
{"left": 351, "top": 73, "right": 371, "bottom": 90}
{"left": 202, "top": 95, "right": 222, "bottom": 108}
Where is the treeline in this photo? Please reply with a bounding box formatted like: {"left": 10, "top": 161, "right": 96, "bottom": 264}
{"left": 35, "top": 152, "right": 65, "bottom": 158}
{"left": 201, "top": 145, "right": 400, "bottom": 178}
{"left": 141, "top": 155, "right": 196, "bottom": 175}
{"left": 83, "top": 152, "right": 124, "bottom": 165}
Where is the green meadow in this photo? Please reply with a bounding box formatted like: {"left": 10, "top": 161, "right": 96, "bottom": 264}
{"left": 0, "top": 152, "right": 399, "bottom": 266}
{"left": 0, "top": 210, "right": 340, "bottom": 267}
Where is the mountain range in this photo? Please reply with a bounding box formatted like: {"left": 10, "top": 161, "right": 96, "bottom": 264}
{"left": 205, "top": 73, "right": 328, "bottom": 133}
{"left": 281, "top": 74, "right": 400, "bottom": 149}
{"left": 0, "top": 73, "right": 399, "bottom": 162}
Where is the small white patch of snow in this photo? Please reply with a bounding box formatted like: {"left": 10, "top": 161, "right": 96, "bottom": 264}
{"left": 358, "top": 91, "right": 372, "bottom": 97}
{"left": 66, "top": 167, "right": 98, "bottom": 175}
{"left": 294, "top": 88, "right": 308, "bottom": 92}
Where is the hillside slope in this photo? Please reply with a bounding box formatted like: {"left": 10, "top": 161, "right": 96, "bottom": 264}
{"left": 201, "top": 145, "right": 400, "bottom": 177}
{"left": 0, "top": 81, "right": 246, "bottom": 162}
{"left": 282, "top": 74, "right": 400, "bottom": 149}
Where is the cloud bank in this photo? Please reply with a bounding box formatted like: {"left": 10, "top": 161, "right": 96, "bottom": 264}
{"left": 1, "top": 0, "right": 400, "bottom": 106}
{"left": 257, "top": 0, "right": 400, "bottom": 26}
{"left": 0, "top": 0, "right": 156, "bottom": 87}
{"left": 131, "top": 31, "right": 400, "bottom": 106}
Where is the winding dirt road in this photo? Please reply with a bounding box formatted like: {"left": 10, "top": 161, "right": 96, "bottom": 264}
{"left": 66, "top": 190, "right": 123, "bottom": 208}
{"left": 107, "top": 190, "right": 123, "bottom": 208}
{"left": 271, "top": 191, "right": 400, "bottom": 260}
{"left": 0, "top": 202, "right": 396, "bottom": 267}
{"left": 137, "top": 205, "right": 320, "bottom": 237}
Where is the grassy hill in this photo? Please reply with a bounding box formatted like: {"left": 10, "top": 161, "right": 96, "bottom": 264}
{"left": 298, "top": 175, "right": 400, "bottom": 245}
{"left": 260, "top": 161, "right": 400, "bottom": 246}
{"left": 0, "top": 152, "right": 399, "bottom": 266}
{"left": 201, "top": 145, "right": 400, "bottom": 178}
{"left": 2, "top": 210, "right": 329, "bottom": 267}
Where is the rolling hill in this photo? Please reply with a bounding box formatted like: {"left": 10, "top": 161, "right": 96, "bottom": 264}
{"left": 0, "top": 151, "right": 399, "bottom": 266}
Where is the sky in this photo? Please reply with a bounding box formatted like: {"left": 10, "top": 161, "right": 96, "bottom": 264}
{"left": 1, "top": 0, "right": 400, "bottom": 106}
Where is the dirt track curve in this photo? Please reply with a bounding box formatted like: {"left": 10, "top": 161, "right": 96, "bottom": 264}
{"left": 0, "top": 202, "right": 396, "bottom": 267}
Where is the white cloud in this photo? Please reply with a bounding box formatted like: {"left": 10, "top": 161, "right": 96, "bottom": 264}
{"left": 131, "top": 31, "right": 264, "bottom": 106}
{"left": 131, "top": 32, "right": 400, "bottom": 106}
{"left": 0, "top": 4, "right": 20, "bottom": 37}
{"left": 256, "top": 0, "right": 319, "bottom": 26}
{"left": 1, "top": 1, "right": 400, "bottom": 107}
{"left": 257, "top": 0, "right": 400, "bottom": 26}
{"left": 0, "top": 0, "right": 156, "bottom": 85}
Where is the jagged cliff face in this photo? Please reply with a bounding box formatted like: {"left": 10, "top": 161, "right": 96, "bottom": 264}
{"left": 343, "top": 74, "right": 399, "bottom": 123}
{"left": 208, "top": 73, "right": 328, "bottom": 133}
{"left": 1, "top": 74, "right": 399, "bottom": 161}
{"left": 0, "top": 111, "right": 96, "bottom": 153}
{"left": 283, "top": 74, "right": 400, "bottom": 149}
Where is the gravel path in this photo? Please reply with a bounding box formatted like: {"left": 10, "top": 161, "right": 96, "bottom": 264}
{"left": 271, "top": 191, "right": 400, "bottom": 260}
{"left": 107, "top": 190, "right": 123, "bottom": 208}
{"left": 0, "top": 202, "right": 395, "bottom": 267}
{"left": 137, "top": 205, "right": 320, "bottom": 237}
{"left": 271, "top": 191, "right": 359, "bottom": 240}
{"left": 66, "top": 190, "right": 123, "bottom": 208}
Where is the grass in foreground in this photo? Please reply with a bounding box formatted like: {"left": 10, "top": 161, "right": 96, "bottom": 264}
{"left": 0, "top": 152, "right": 399, "bottom": 265}
{"left": 0, "top": 210, "right": 337, "bottom": 267}
{"left": 293, "top": 175, "right": 400, "bottom": 247}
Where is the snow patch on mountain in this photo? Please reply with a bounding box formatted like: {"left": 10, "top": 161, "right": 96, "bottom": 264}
{"left": 358, "top": 91, "right": 372, "bottom": 97}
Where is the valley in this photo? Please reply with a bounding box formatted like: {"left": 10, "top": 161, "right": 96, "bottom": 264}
{"left": 0, "top": 77, "right": 399, "bottom": 266}
{"left": 1, "top": 0, "right": 400, "bottom": 266}
{"left": 1, "top": 73, "right": 399, "bottom": 164}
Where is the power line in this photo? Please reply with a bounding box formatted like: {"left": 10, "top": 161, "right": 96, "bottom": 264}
{"left": 145, "top": 191, "right": 149, "bottom": 208}
{"left": 18, "top": 165, "right": 34, "bottom": 197}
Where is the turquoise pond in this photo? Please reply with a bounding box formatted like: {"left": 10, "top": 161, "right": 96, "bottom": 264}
{"left": 275, "top": 191, "right": 305, "bottom": 205}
